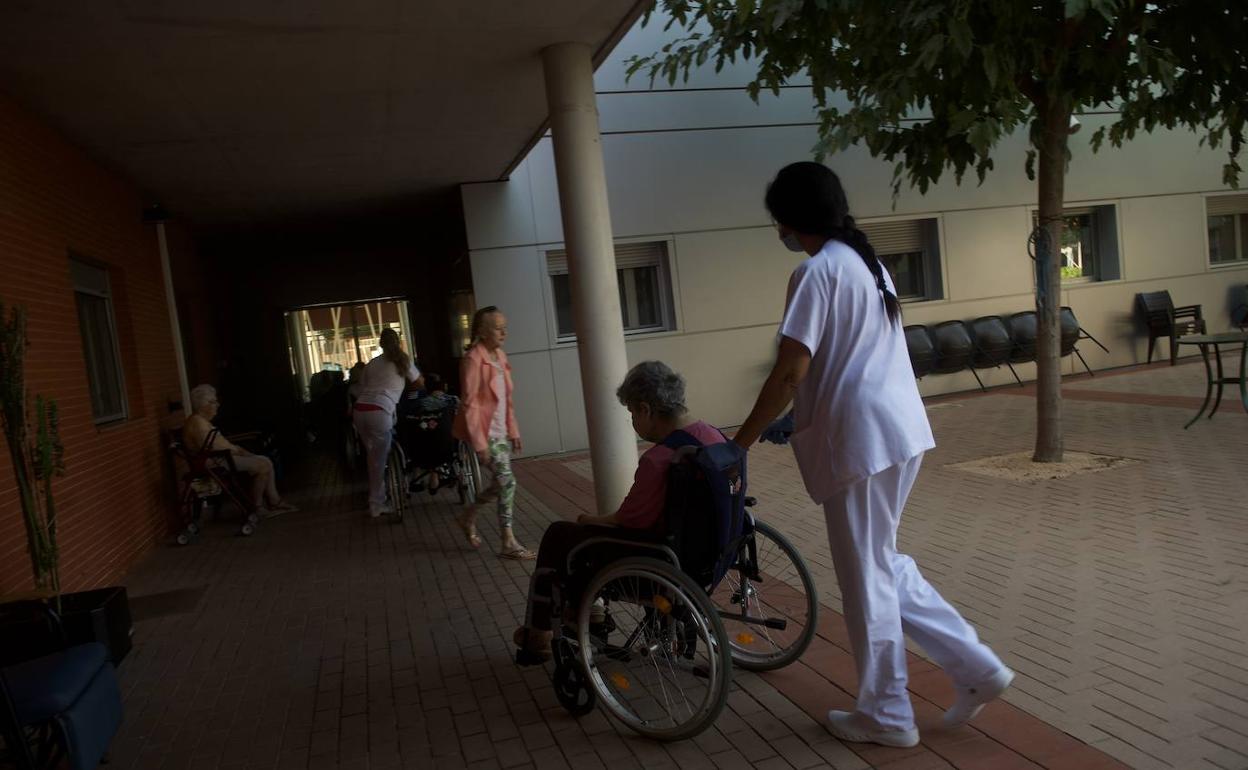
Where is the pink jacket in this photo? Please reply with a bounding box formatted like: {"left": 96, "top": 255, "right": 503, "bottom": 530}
{"left": 453, "top": 343, "right": 520, "bottom": 452}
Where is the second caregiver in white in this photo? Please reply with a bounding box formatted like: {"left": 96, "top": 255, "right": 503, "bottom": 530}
{"left": 734, "top": 161, "right": 1014, "bottom": 749}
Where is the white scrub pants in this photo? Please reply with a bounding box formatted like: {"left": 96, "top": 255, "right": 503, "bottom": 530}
{"left": 823, "top": 452, "right": 1004, "bottom": 731}
{"left": 353, "top": 409, "right": 394, "bottom": 515}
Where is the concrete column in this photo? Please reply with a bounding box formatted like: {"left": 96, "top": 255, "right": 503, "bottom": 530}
{"left": 155, "top": 222, "right": 191, "bottom": 412}
{"left": 285, "top": 311, "right": 314, "bottom": 401}
{"left": 542, "top": 42, "right": 636, "bottom": 515}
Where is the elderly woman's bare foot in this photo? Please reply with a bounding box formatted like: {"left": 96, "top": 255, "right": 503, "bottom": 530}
{"left": 454, "top": 510, "right": 481, "bottom": 549}
{"left": 499, "top": 532, "right": 535, "bottom": 560}
{"left": 499, "top": 546, "right": 535, "bottom": 560}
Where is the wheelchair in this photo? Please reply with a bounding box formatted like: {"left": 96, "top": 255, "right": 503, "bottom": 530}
{"left": 167, "top": 428, "right": 260, "bottom": 543}
{"left": 534, "top": 446, "right": 818, "bottom": 741}
{"left": 380, "top": 437, "right": 410, "bottom": 520}
{"left": 395, "top": 395, "right": 480, "bottom": 506}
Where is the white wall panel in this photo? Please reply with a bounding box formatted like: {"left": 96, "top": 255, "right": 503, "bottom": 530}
{"left": 461, "top": 158, "right": 537, "bottom": 251}
{"left": 467, "top": 245, "right": 549, "bottom": 355}
{"left": 597, "top": 88, "right": 816, "bottom": 135}
{"left": 1120, "top": 194, "right": 1207, "bottom": 281}
{"left": 505, "top": 350, "right": 562, "bottom": 458}
{"left": 551, "top": 346, "right": 588, "bottom": 451}
{"left": 673, "top": 228, "right": 804, "bottom": 333}
{"left": 941, "top": 207, "right": 1034, "bottom": 302}
{"left": 457, "top": 11, "right": 1248, "bottom": 457}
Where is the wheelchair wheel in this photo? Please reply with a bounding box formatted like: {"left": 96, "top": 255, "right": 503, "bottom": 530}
{"left": 576, "top": 557, "right": 731, "bottom": 741}
{"left": 710, "top": 520, "right": 818, "bottom": 671}
{"left": 456, "top": 442, "right": 478, "bottom": 505}
{"left": 344, "top": 426, "right": 361, "bottom": 473}
{"left": 386, "top": 443, "right": 408, "bottom": 520}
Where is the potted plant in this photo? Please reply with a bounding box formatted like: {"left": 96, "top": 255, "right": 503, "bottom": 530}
{"left": 0, "top": 299, "right": 131, "bottom": 665}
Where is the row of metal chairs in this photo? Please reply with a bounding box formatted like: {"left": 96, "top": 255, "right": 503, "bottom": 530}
{"left": 904, "top": 307, "right": 1109, "bottom": 391}
{"left": 1135, "top": 290, "right": 1205, "bottom": 366}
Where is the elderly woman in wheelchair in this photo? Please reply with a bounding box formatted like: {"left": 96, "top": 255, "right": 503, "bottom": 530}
{"left": 513, "top": 362, "right": 819, "bottom": 740}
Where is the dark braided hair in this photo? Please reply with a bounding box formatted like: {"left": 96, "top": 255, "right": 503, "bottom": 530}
{"left": 764, "top": 162, "right": 902, "bottom": 325}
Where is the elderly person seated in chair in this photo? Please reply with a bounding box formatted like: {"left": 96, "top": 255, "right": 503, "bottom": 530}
{"left": 513, "top": 360, "right": 725, "bottom": 662}
{"left": 184, "top": 383, "right": 298, "bottom": 518}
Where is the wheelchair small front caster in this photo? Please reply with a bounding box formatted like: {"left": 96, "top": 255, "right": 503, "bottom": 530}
{"left": 239, "top": 523, "right": 255, "bottom": 536}
{"left": 552, "top": 659, "right": 595, "bottom": 717}
{"left": 175, "top": 533, "right": 191, "bottom": 546}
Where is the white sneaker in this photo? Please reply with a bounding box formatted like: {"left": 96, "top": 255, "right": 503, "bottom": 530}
{"left": 943, "top": 667, "right": 1015, "bottom": 728}
{"left": 369, "top": 502, "right": 395, "bottom": 518}
{"left": 826, "top": 710, "right": 920, "bottom": 748}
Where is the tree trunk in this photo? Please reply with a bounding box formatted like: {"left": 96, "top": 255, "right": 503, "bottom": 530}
{"left": 1033, "top": 101, "right": 1070, "bottom": 463}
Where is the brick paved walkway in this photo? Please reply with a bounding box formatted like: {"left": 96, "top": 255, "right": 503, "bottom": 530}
{"left": 736, "top": 357, "right": 1248, "bottom": 770}
{"left": 106, "top": 358, "right": 1244, "bottom": 769}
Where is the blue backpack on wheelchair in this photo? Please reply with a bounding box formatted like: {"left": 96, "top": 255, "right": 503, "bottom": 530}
{"left": 660, "top": 430, "right": 750, "bottom": 589}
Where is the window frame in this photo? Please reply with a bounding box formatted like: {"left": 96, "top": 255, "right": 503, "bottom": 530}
{"left": 70, "top": 256, "right": 129, "bottom": 424}
{"left": 545, "top": 237, "right": 679, "bottom": 344}
{"left": 1027, "top": 201, "right": 1123, "bottom": 284}
{"left": 1205, "top": 192, "right": 1248, "bottom": 267}
{"left": 856, "top": 214, "right": 946, "bottom": 303}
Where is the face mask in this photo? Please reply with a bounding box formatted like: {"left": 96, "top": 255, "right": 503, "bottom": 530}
{"left": 781, "top": 232, "right": 805, "bottom": 253}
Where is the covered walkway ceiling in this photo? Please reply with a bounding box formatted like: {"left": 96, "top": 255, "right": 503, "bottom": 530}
{"left": 0, "top": 1, "right": 642, "bottom": 230}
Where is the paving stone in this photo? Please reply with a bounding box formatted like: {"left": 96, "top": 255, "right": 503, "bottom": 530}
{"left": 114, "top": 362, "right": 1231, "bottom": 769}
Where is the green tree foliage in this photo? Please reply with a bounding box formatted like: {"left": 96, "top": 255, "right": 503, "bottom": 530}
{"left": 630, "top": 0, "right": 1246, "bottom": 461}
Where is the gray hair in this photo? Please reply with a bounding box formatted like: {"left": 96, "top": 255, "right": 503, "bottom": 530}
{"left": 190, "top": 384, "right": 217, "bottom": 412}
{"left": 616, "top": 361, "right": 687, "bottom": 418}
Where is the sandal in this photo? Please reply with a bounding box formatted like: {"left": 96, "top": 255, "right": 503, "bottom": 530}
{"left": 454, "top": 512, "right": 482, "bottom": 549}
{"left": 499, "top": 546, "right": 536, "bottom": 561}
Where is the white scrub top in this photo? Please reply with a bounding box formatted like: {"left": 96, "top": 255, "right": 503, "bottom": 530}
{"left": 778, "top": 239, "right": 934, "bottom": 503}
{"left": 356, "top": 356, "right": 421, "bottom": 417}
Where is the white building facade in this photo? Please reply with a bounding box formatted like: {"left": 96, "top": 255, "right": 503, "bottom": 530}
{"left": 462, "top": 18, "right": 1248, "bottom": 458}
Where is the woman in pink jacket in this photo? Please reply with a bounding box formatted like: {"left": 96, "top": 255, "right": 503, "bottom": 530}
{"left": 453, "top": 306, "right": 533, "bottom": 560}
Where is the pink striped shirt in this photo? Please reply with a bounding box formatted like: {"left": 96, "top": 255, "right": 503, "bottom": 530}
{"left": 616, "top": 421, "right": 726, "bottom": 530}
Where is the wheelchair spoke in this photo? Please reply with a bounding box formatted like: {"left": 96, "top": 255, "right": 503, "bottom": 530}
{"left": 711, "top": 520, "right": 818, "bottom": 671}
{"left": 645, "top": 619, "right": 679, "bottom": 720}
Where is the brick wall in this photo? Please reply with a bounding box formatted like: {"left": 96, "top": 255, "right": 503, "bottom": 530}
{"left": 0, "top": 93, "right": 182, "bottom": 594}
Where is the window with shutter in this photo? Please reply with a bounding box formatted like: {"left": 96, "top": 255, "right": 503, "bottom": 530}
{"left": 546, "top": 241, "right": 675, "bottom": 339}
{"left": 858, "top": 218, "right": 940, "bottom": 300}
{"left": 1207, "top": 193, "right": 1248, "bottom": 264}
{"left": 1029, "top": 205, "right": 1120, "bottom": 282}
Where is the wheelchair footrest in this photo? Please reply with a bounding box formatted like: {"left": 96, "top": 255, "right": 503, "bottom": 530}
{"left": 718, "top": 611, "right": 788, "bottom": 631}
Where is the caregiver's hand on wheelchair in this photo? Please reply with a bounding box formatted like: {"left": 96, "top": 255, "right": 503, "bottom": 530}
{"left": 759, "top": 409, "right": 795, "bottom": 445}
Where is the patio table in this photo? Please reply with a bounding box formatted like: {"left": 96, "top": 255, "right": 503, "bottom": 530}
{"left": 1175, "top": 331, "right": 1248, "bottom": 429}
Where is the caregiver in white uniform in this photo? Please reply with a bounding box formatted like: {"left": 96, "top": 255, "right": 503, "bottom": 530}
{"left": 353, "top": 327, "right": 422, "bottom": 518}
{"left": 734, "top": 162, "right": 1013, "bottom": 748}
